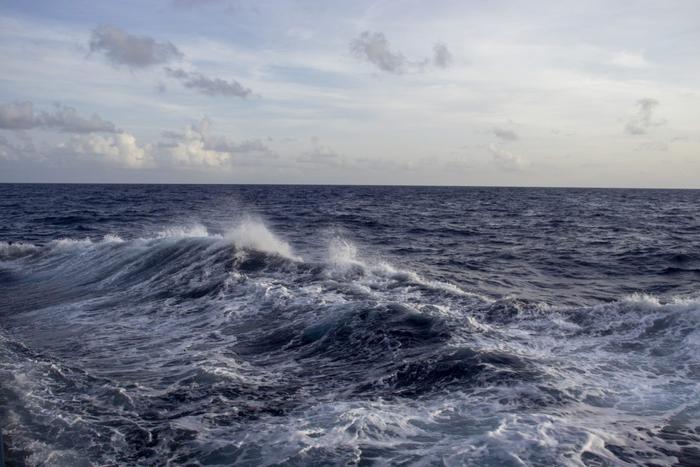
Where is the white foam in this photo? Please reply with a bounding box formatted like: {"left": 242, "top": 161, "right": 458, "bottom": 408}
{"left": 327, "top": 237, "right": 363, "bottom": 269}
{"left": 325, "top": 236, "right": 483, "bottom": 299}
{"left": 226, "top": 218, "right": 301, "bottom": 261}
{"left": 0, "top": 241, "right": 39, "bottom": 260}
{"left": 102, "top": 234, "right": 125, "bottom": 243}
{"left": 157, "top": 224, "right": 212, "bottom": 239}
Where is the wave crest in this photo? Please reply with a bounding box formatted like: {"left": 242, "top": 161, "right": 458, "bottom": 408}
{"left": 227, "top": 219, "right": 301, "bottom": 261}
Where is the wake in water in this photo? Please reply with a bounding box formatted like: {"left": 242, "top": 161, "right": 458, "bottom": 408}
{"left": 1, "top": 185, "right": 699, "bottom": 466}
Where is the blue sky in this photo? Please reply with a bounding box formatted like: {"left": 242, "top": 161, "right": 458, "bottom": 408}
{"left": 1, "top": 0, "right": 699, "bottom": 186}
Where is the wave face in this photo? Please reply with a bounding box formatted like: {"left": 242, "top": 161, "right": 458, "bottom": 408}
{"left": 1, "top": 184, "right": 699, "bottom": 466}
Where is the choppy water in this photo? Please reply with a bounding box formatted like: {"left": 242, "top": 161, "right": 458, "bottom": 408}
{"left": 0, "top": 184, "right": 699, "bottom": 466}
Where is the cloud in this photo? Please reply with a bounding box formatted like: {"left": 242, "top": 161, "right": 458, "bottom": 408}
{"left": 635, "top": 141, "right": 668, "bottom": 152}
{"left": 488, "top": 143, "right": 528, "bottom": 171}
{"left": 492, "top": 127, "right": 519, "bottom": 142}
{"left": 164, "top": 68, "right": 252, "bottom": 98}
{"left": 38, "top": 104, "right": 118, "bottom": 133}
{"left": 433, "top": 43, "right": 452, "bottom": 68}
{"left": 89, "top": 25, "right": 183, "bottom": 68}
{"left": 350, "top": 31, "right": 453, "bottom": 74}
{"left": 625, "top": 98, "right": 665, "bottom": 135}
{"left": 298, "top": 143, "right": 345, "bottom": 167}
{"left": 158, "top": 118, "right": 274, "bottom": 167}
{"left": 350, "top": 31, "right": 407, "bottom": 74}
{"left": 0, "top": 101, "right": 35, "bottom": 130}
{"left": 608, "top": 51, "right": 649, "bottom": 68}
{"left": 0, "top": 101, "right": 118, "bottom": 133}
{"left": 56, "top": 133, "right": 151, "bottom": 168}
{"left": 171, "top": 0, "right": 225, "bottom": 7}
{"left": 1, "top": 115, "right": 275, "bottom": 172}
{"left": 0, "top": 132, "right": 38, "bottom": 161}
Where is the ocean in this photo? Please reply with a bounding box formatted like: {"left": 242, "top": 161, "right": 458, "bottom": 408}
{"left": 0, "top": 184, "right": 698, "bottom": 466}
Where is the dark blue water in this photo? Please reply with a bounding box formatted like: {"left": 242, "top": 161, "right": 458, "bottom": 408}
{"left": 1, "top": 184, "right": 699, "bottom": 466}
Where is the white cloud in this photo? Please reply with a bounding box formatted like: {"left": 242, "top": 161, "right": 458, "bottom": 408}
{"left": 608, "top": 51, "right": 649, "bottom": 68}
{"left": 157, "top": 118, "right": 275, "bottom": 167}
{"left": 488, "top": 143, "right": 528, "bottom": 171}
{"left": 57, "top": 132, "right": 151, "bottom": 168}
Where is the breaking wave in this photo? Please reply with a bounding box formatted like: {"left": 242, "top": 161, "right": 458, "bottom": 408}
{"left": 1, "top": 202, "right": 699, "bottom": 465}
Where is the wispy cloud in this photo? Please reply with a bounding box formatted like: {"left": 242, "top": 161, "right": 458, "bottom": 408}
{"left": 164, "top": 68, "right": 252, "bottom": 98}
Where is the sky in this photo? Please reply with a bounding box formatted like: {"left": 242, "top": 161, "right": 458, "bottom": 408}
{"left": 0, "top": 0, "right": 699, "bottom": 187}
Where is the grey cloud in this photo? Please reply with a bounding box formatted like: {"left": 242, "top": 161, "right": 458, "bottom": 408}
{"left": 350, "top": 31, "right": 453, "bottom": 74}
{"left": 350, "top": 31, "right": 406, "bottom": 74}
{"left": 165, "top": 68, "right": 252, "bottom": 98}
{"left": 625, "top": 98, "right": 665, "bottom": 135}
{"left": 171, "top": 0, "right": 223, "bottom": 7}
{"left": 0, "top": 101, "right": 118, "bottom": 133}
{"left": 90, "top": 25, "right": 183, "bottom": 68}
{"left": 0, "top": 101, "right": 35, "bottom": 130}
{"left": 0, "top": 132, "right": 38, "bottom": 161}
{"left": 492, "top": 127, "right": 519, "bottom": 142}
{"left": 433, "top": 43, "right": 452, "bottom": 68}
{"left": 204, "top": 136, "right": 275, "bottom": 157}
{"left": 298, "top": 144, "right": 344, "bottom": 167}
{"left": 38, "top": 104, "right": 118, "bottom": 133}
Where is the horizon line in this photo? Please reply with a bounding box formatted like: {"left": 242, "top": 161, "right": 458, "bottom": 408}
{"left": 1, "top": 181, "right": 698, "bottom": 190}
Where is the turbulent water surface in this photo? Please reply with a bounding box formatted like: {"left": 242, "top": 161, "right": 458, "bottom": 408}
{"left": 0, "top": 184, "right": 699, "bottom": 466}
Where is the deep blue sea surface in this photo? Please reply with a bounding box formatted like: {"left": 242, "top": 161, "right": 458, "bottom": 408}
{"left": 1, "top": 184, "right": 699, "bottom": 466}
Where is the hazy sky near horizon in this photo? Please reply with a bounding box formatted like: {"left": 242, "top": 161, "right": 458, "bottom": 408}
{"left": 1, "top": 0, "right": 699, "bottom": 187}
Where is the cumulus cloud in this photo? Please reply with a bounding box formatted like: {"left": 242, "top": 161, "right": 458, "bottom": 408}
{"left": 433, "top": 43, "right": 452, "bottom": 68}
{"left": 350, "top": 31, "right": 407, "bottom": 74}
{"left": 56, "top": 133, "right": 151, "bottom": 168}
{"left": 492, "top": 127, "right": 519, "bottom": 142}
{"left": 625, "top": 98, "right": 665, "bottom": 135}
{"left": 488, "top": 143, "right": 528, "bottom": 171}
{"left": 158, "top": 118, "right": 274, "bottom": 167}
{"left": 164, "top": 68, "right": 252, "bottom": 98}
{"left": 0, "top": 101, "right": 118, "bottom": 133}
{"left": 1, "top": 116, "right": 277, "bottom": 172}
{"left": 89, "top": 25, "right": 182, "bottom": 68}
